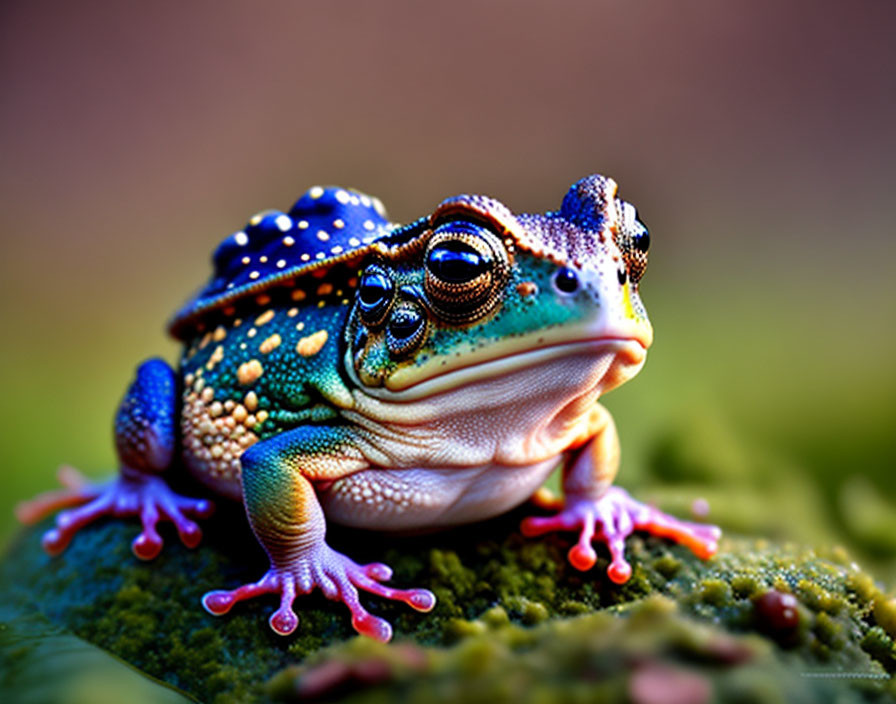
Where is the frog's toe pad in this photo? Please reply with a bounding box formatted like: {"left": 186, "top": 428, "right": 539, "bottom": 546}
{"left": 202, "top": 546, "right": 436, "bottom": 642}
{"left": 522, "top": 487, "right": 720, "bottom": 583}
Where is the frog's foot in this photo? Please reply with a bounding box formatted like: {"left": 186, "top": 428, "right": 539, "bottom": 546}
{"left": 16, "top": 465, "right": 214, "bottom": 560}
{"left": 521, "top": 486, "right": 721, "bottom": 584}
{"left": 201, "top": 544, "right": 436, "bottom": 643}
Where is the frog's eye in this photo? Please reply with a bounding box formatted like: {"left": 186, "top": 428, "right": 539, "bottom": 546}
{"left": 386, "top": 303, "right": 428, "bottom": 357}
{"left": 619, "top": 219, "right": 649, "bottom": 285}
{"left": 624, "top": 223, "right": 649, "bottom": 284}
{"left": 426, "top": 241, "right": 487, "bottom": 283}
{"left": 632, "top": 227, "right": 650, "bottom": 254}
{"left": 357, "top": 266, "right": 394, "bottom": 326}
{"left": 552, "top": 267, "right": 580, "bottom": 295}
{"left": 424, "top": 222, "right": 509, "bottom": 322}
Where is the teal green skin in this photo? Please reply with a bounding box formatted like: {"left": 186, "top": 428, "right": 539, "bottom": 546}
{"left": 180, "top": 290, "right": 351, "bottom": 441}
{"left": 349, "top": 253, "right": 595, "bottom": 387}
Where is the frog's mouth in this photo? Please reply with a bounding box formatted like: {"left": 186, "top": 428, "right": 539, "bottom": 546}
{"left": 353, "top": 331, "right": 649, "bottom": 402}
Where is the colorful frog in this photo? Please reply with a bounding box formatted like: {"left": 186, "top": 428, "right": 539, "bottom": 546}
{"left": 18, "top": 176, "right": 720, "bottom": 642}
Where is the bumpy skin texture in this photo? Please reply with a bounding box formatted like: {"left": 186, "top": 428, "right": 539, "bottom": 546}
{"left": 18, "top": 176, "right": 720, "bottom": 642}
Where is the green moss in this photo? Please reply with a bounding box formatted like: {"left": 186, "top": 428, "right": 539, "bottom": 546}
{"left": 2, "top": 501, "right": 894, "bottom": 703}
{"left": 698, "top": 578, "right": 731, "bottom": 607}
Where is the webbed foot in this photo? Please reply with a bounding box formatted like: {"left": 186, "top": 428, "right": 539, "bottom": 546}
{"left": 521, "top": 486, "right": 720, "bottom": 583}
{"left": 201, "top": 544, "right": 436, "bottom": 642}
{"left": 16, "top": 465, "right": 214, "bottom": 560}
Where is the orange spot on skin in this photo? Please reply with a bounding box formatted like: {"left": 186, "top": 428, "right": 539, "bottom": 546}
{"left": 291, "top": 289, "right": 307, "bottom": 301}
{"left": 255, "top": 310, "right": 275, "bottom": 327}
{"left": 317, "top": 283, "right": 334, "bottom": 296}
{"left": 256, "top": 294, "right": 271, "bottom": 306}
{"left": 260, "top": 334, "right": 281, "bottom": 354}
{"left": 296, "top": 330, "right": 328, "bottom": 357}
{"left": 213, "top": 326, "right": 227, "bottom": 342}
{"left": 244, "top": 391, "right": 258, "bottom": 412}
{"left": 206, "top": 345, "right": 225, "bottom": 371}
{"left": 516, "top": 281, "right": 537, "bottom": 297}
{"left": 237, "top": 359, "right": 263, "bottom": 385}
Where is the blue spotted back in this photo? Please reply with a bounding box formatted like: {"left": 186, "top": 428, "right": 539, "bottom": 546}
{"left": 169, "top": 186, "right": 392, "bottom": 339}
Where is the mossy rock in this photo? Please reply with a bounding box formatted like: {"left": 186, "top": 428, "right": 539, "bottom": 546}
{"left": 1, "top": 502, "right": 895, "bottom": 703}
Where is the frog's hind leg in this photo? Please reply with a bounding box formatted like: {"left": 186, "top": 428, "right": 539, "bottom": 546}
{"left": 16, "top": 358, "right": 214, "bottom": 559}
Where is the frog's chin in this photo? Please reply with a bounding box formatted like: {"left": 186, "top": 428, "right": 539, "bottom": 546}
{"left": 362, "top": 335, "right": 647, "bottom": 402}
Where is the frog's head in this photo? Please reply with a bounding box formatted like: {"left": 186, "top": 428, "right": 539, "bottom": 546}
{"left": 345, "top": 175, "right": 653, "bottom": 399}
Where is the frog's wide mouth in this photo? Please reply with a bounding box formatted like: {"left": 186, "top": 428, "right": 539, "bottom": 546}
{"left": 355, "top": 333, "right": 648, "bottom": 402}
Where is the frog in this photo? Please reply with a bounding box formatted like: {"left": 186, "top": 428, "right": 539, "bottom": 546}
{"left": 17, "top": 175, "right": 720, "bottom": 643}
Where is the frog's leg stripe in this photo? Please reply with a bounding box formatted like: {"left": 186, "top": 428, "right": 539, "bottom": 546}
{"left": 17, "top": 359, "right": 214, "bottom": 559}
{"left": 202, "top": 426, "right": 435, "bottom": 642}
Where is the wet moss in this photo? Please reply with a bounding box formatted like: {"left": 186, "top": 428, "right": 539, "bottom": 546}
{"left": 1, "top": 500, "right": 894, "bottom": 702}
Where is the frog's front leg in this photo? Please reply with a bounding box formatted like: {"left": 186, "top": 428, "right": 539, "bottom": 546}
{"left": 16, "top": 359, "right": 214, "bottom": 559}
{"left": 521, "top": 404, "right": 720, "bottom": 583}
{"left": 201, "top": 426, "right": 435, "bottom": 642}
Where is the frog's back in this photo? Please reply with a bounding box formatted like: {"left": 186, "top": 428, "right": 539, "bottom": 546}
{"left": 172, "top": 186, "right": 392, "bottom": 499}
{"left": 179, "top": 280, "right": 357, "bottom": 499}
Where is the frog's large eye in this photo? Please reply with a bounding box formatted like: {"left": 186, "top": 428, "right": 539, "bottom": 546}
{"left": 424, "top": 221, "right": 509, "bottom": 322}
{"left": 613, "top": 199, "right": 650, "bottom": 286}
{"left": 426, "top": 241, "right": 487, "bottom": 283}
{"left": 624, "top": 222, "right": 649, "bottom": 284}
{"left": 357, "top": 265, "right": 394, "bottom": 326}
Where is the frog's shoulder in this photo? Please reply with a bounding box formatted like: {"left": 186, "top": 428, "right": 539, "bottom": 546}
{"left": 168, "top": 187, "right": 392, "bottom": 340}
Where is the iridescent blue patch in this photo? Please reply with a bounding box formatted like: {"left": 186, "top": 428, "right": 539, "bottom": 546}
{"left": 558, "top": 175, "right": 612, "bottom": 232}
{"left": 169, "top": 186, "right": 392, "bottom": 338}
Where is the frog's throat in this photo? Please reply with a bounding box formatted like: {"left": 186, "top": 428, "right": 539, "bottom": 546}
{"left": 346, "top": 337, "right": 646, "bottom": 403}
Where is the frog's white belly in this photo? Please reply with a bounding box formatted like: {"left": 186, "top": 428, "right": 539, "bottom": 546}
{"left": 318, "top": 457, "right": 559, "bottom": 530}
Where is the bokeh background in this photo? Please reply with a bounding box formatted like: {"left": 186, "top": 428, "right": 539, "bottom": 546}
{"left": 2, "top": 1, "right": 894, "bottom": 581}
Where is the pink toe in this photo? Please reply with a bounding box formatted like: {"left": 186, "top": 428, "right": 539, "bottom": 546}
{"left": 177, "top": 522, "right": 203, "bottom": 549}
{"left": 569, "top": 543, "right": 597, "bottom": 571}
{"left": 352, "top": 613, "right": 392, "bottom": 643}
{"left": 407, "top": 589, "right": 436, "bottom": 612}
{"left": 364, "top": 563, "right": 393, "bottom": 581}
{"left": 607, "top": 560, "right": 632, "bottom": 584}
{"left": 42, "top": 529, "right": 69, "bottom": 556}
{"left": 194, "top": 499, "right": 215, "bottom": 518}
{"left": 521, "top": 516, "right": 555, "bottom": 537}
{"left": 132, "top": 532, "right": 162, "bottom": 560}
{"left": 270, "top": 607, "right": 299, "bottom": 636}
{"left": 202, "top": 591, "right": 235, "bottom": 615}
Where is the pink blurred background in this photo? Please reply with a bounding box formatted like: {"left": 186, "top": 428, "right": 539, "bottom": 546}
{"left": 2, "top": 1, "right": 894, "bottom": 552}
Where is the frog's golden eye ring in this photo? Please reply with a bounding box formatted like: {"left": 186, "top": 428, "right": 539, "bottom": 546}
{"left": 424, "top": 221, "right": 509, "bottom": 323}
{"left": 357, "top": 265, "right": 394, "bottom": 327}
{"left": 386, "top": 302, "right": 428, "bottom": 357}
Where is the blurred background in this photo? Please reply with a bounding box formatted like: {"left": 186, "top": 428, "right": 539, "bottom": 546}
{"left": 2, "top": 1, "right": 894, "bottom": 581}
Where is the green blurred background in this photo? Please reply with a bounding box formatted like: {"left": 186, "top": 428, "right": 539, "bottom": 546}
{"left": 2, "top": 2, "right": 894, "bottom": 580}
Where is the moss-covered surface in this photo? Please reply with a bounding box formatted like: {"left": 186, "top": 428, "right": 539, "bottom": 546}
{"left": 1, "top": 496, "right": 895, "bottom": 704}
